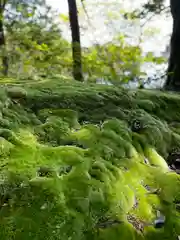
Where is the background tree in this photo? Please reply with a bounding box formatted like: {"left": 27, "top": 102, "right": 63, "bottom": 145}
{"left": 0, "top": 0, "right": 169, "bottom": 86}
{"left": 129, "top": 0, "right": 180, "bottom": 90}
{"left": 165, "top": 0, "right": 180, "bottom": 90}
{"left": 71, "top": 0, "right": 166, "bottom": 86}
{"left": 0, "top": 0, "right": 8, "bottom": 75}
{"left": 67, "top": 0, "right": 83, "bottom": 81}
{"left": 0, "top": 0, "right": 72, "bottom": 79}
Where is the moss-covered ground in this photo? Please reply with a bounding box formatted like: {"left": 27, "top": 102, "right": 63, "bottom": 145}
{"left": 0, "top": 77, "right": 180, "bottom": 239}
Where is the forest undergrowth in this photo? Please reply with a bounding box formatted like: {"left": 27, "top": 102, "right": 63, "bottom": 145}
{"left": 0, "top": 77, "right": 180, "bottom": 239}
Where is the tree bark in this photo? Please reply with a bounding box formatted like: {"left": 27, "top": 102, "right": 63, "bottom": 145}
{"left": 0, "top": 1, "right": 8, "bottom": 76}
{"left": 67, "top": 0, "right": 83, "bottom": 81}
{"left": 164, "top": 0, "right": 180, "bottom": 90}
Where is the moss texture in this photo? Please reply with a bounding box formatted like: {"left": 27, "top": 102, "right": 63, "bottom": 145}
{"left": 0, "top": 78, "right": 180, "bottom": 239}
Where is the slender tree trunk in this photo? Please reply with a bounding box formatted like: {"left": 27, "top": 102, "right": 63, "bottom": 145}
{"left": 0, "top": 1, "right": 8, "bottom": 76}
{"left": 164, "top": 0, "right": 180, "bottom": 90}
{"left": 67, "top": 0, "right": 83, "bottom": 81}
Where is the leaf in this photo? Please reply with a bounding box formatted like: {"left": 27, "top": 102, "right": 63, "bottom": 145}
{"left": 153, "top": 56, "right": 166, "bottom": 64}
{"left": 59, "top": 14, "right": 69, "bottom": 22}
{"left": 144, "top": 52, "right": 154, "bottom": 62}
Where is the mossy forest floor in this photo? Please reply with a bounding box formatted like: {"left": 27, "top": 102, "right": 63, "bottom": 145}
{"left": 0, "top": 77, "right": 180, "bottom": 239}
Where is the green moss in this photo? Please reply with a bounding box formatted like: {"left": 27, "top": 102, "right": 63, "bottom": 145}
{"left": 0, "top": 78, "right": 179, "bottom": 239}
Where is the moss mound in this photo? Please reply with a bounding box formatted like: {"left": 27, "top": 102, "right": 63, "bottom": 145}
{"left": 0, "top": 78, "right": 180, "bottom": 239}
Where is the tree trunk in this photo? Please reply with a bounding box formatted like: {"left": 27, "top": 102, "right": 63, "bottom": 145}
{"left": 67, "top": 0, "right": 83, "bottom": 81}
{"left": 164, "top": 0, "right": 180, "bottom": 90}
{"left": 0, "top": 1, "right": 8, "bottom": 76}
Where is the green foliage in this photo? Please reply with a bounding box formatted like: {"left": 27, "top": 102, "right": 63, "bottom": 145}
{"left": 0, "top": 0, "right": 165, "bottom": 85}
{"left": 0, "top": 0, "right": 72, "bottom": 79}
{"left": 124, "top": 0, "right": 167, "bottom": 19}
{"left": 81, "top": 34, "right": 166, "bottom": 85}
{"left": 83, "top": 39, "right": 142, "bottom": 84}
{"left": 144, "top": 52, "right": 166, "bottom": 65}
